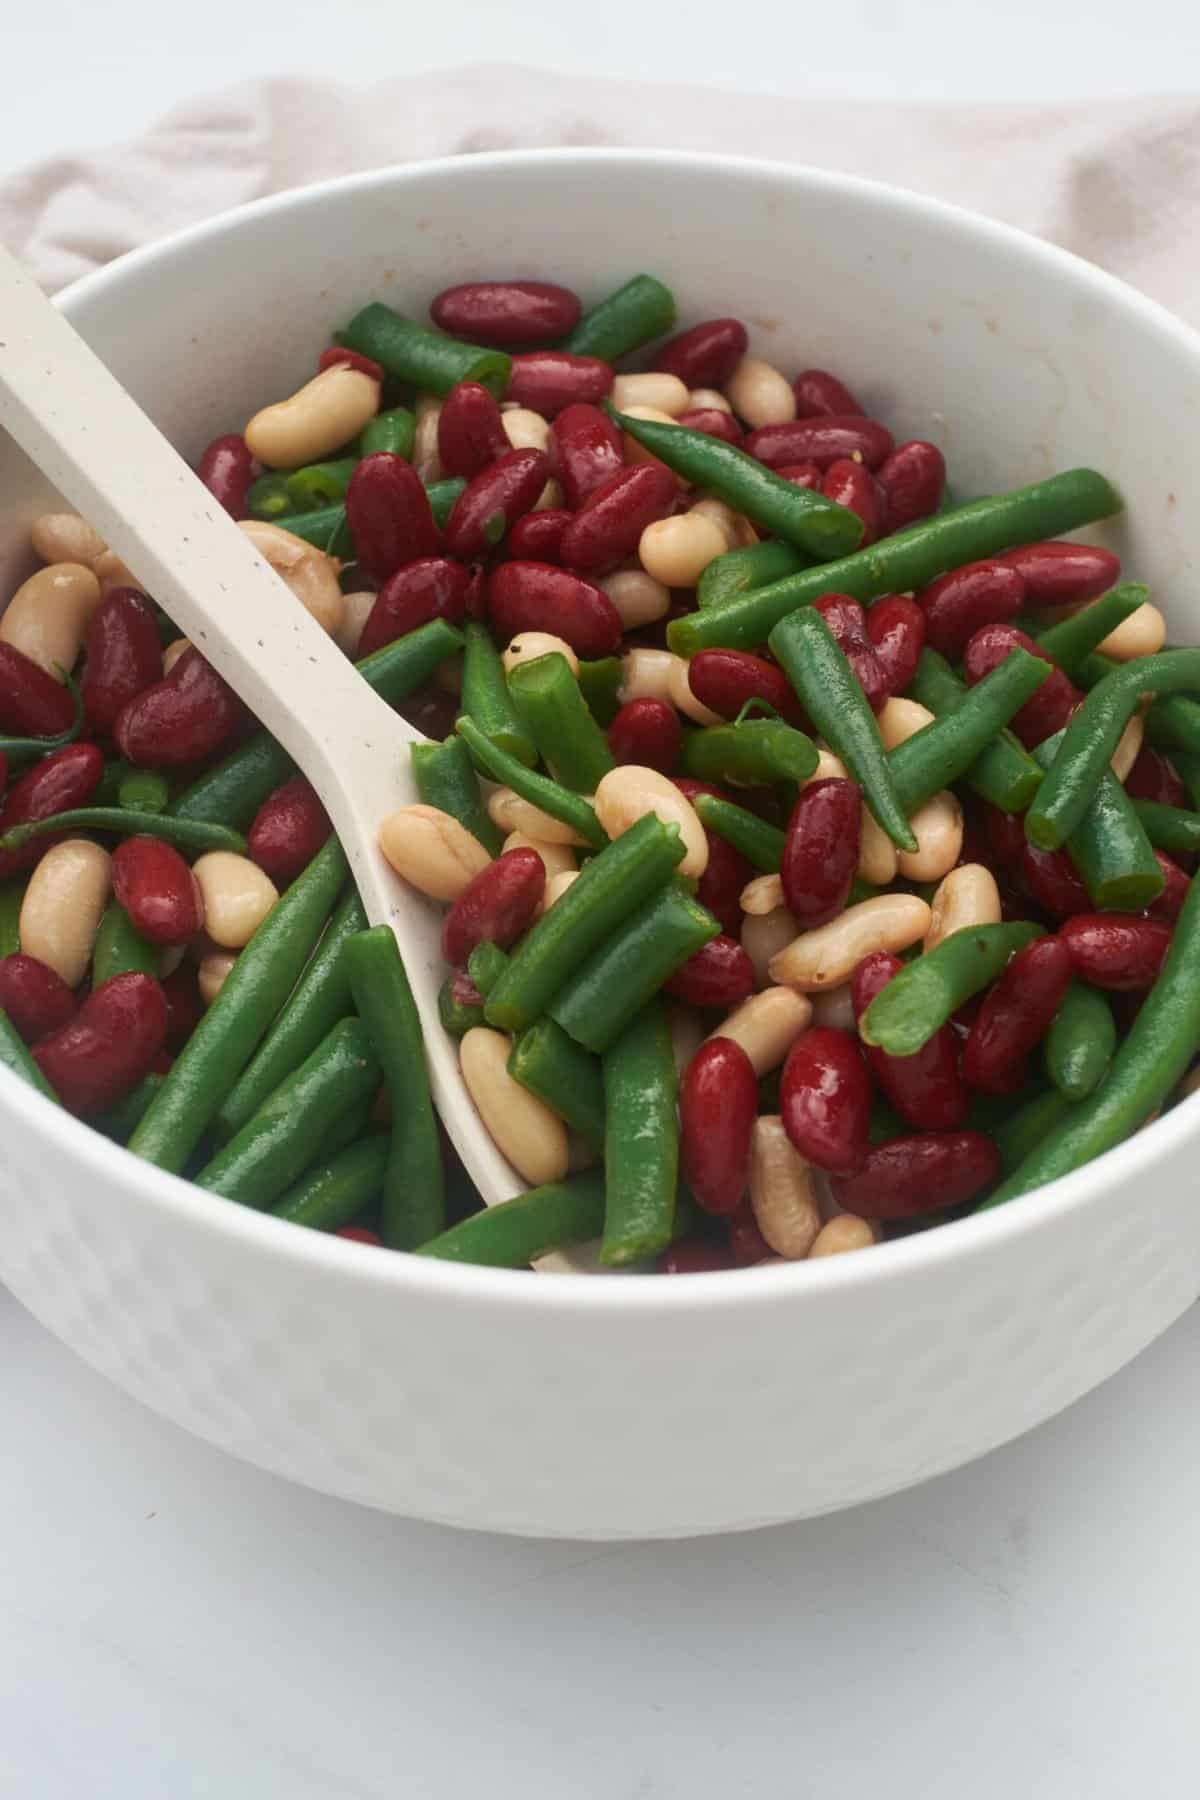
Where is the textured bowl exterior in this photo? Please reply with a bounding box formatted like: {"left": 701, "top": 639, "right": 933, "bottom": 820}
{"left": 1, "top": 151, "right": 1198, "bottom": 1538}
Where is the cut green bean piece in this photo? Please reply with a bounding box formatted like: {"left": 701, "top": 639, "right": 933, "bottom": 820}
{"left": 116, "top": 769, "right": 170, "bottom": 814}
{"left": 1131, "top": 799, "right": 1200, "bottom": 855}
{"left": 360, "top": 406, "right": 415, "bottom": 460}
{"left": 247, "top": 473, "right": 291, "bottom": 519}
{"left": 0, "top": 810, "right": 246, "bottom": 858}
{"left": 1144, "top": 691, "right": 1200, "bottom": 755}
{"left": 416, "top": 1170, "right": 607, "bottom": 1267}
{"left": 1031, "top": 732, "right": 1162, "bottom": 911}
{"left": 507, "top": 652, "right": 615, "bottom": 793}
{"left": 562, "top": 274, "right": 675, "bottom": 361}
{"left": 993, "top": 1088, "right": 1077, "bottom": 1175}
{"left": 601, "top": 999, "right": 678, "bottom": 1266}
{"left": 462, "top": 621, "right": 537, "bottom": 767}
{"left": 681, "top": 719, "right": 819, "bottom": 787}
{"left": 909, "top": 649, "right": 1044, "bottom": 813}
{"left": 456, "top": 715, "right": 606, "bottom": 850}
{"left": 411, "top": 733, "right": 502, "bottom": 855}
{"left": 0, "top": 1008, "right": 56, "bottom": 1100}
{"left": 576, "top": 657, "right": 623, "bottom": 727}
{"left": 425, "top": 477, "right": 468, "bottom": 530}
{"left": 467, "top": 940, "right": 509, "bottom": 999}
{"left": 860, "top": 922, "right": 1043, "bottom": 1057}
{"left": 270, "top": 504, "right": 355, "bottom": 557}
{"left": 439, "top": 970, "right": 486, "bottom": 1037}
{"left": 271, "top": 1132, "right": 390, "bottom": 1233}
{"left": 888, "top": 648, "right": 1051, "bottom": 814}
{"left": 1165, "top": 750, "right": 1200, "bottom": 812}
{"left": 697, "top": 539, "right": 809, "bottom": 610}
{"left": 549, "top": 880, "right": 719, "bottom": 1054}
{"left": 285, "top": 457, "right": 359, "bottom": 512}
{"left": 692, "top": 793, "right": 785, "bottom": 871}
{"left": 337, "top": 302, "right": 512, "bottom": 397}
{"left": 92, "top": 899, "right": 159, "bottom": 985}
{"left": 508, "top": 1019, "right": 606, "bottom": 1149}
{"left": 0, "top": 879, "right": 26, "bottom": 958}
{"left": 1033, "top": 583, "right": 1147, "bottom": 675}
{"left": 1044, "top": 982, "right": 1116, "bottom": 1100}
{"left": 92, "top": 1072, "right": 164, "bottom": 1144}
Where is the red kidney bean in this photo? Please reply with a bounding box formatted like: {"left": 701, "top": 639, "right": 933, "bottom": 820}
{"left": 864, "top": 593, "right": 926, "bottom": 697}
{"left": 1060, "top": 914, "right": 1172, "bottom": 989}
{"left": 441, "top": 848, "right": 545, "bottom": 966}
{"left": 656, "top": 1235, "right": 732, "bottom": 1274}
{"left": 246, "top": 775, "right": 332, "bottom": 887}
{"left": 1124, "top": 744, "right": 1188, "bottom": 809}
{"left": 792, "top": 368, "right": 866, "bottom": 418}
{"left": 677, "top": 408, "right": 744, "bottom": 447}
{"left": 449, "top": 969, "right": 485, "bottom": 1013}
{"left": 961, "top": 935, "right": 1074, "bottom": 1094}
{"left": 397, "top": 686, "right": 459, "bottom": 741}
{"left": 746, "top": 416, "right": 894, "bottom": 472}
{"left": 696, "top": 831, "right": 754, "bottom": 936}
{"left": 821, "top": 458, "right": 882, "bottom": 547}
{"left": 957, "top": 804, "right": 992, "bottom": 871}
{"left": 832, "top": 1131, "right": 1000, "bottom": 1219}
{"left": 663, "top": 935, "right": 756, "bottom": 1009}
{"left": 672, "top": 776, "right": 729, "bottom": 805}
{"left": 345, "top": 453, "right": 441, "bottom": 582}
{"left": 336, "top": 1225, "right": 384, "bottom": 1246}
{"left": 114, "top": 648, "right": 243, "bottom": 770}
{"left": 780, "top": 1027, "right": 871, "bottom": 1176}
{"left": 728, "top": 1214, "right": 775, "bottom": 1266}
{"left": 875, "top": 440, "right": 946, "bottom": 533}
{"left": 110, "top": 836, "right": 204, "bottom": 947}
{"left": 317, "top": 346, "right": 384, "bottom": 382}
{"left": 1019, "top": 843, "right": 1091, "bottom": 920}
{"left": 1145, "top": 851, "right": 1190, "bottom": 924}
{"left": 436, "top": 381, "right": 509, "bottom": 478}
{"left": 549, "top": 404, "right": 624, "bottom": 510}
{"left": 558, "top": 464, "right": 677, "bottom": 575}
{"left": 444, "top": 449, "right": 549, "bottom": 559}
{"left": 997, "top": 541, "right": 1121, "bottom": 609}
{"left": 813, "top": 594, "right": 888, "bottom": 711}
{"left": 652, "top": 318, "right": 748, "bottom": 388}
{"left": 607, "top": 697, "right": 681, "bottom": 773}
{"left": 430, "top": 281, "right": 582, "bottom": 346}
{"left": 506, "top": 351, "right": 613, "bottom": 418}
{"left": 917, "top": 559, "right": 1026, "bottom": 659}
{"left": 196, "top": 433, "right": 256, "bottom": 519}
{"left": 161, "top": 962, "right": 204, "bottom": 1051}
{"left": 0, "top": 643, "right": 77, "bottom": 738}
{"left": 487, "top": 562, "right": 622, "bottom": 659}
{"left": 506, "top": 508, "right": 572, "bottom": 564}
{"left": 80, "top": 587, "right": 163, "bottom": 734}
{"left": 984, "top": 802, "right": 1026, "bottom": 868}
{"left": 962, "top": 623, "right": 1081, "bottom": 747}
{"left": 781, "top": 779, "right": 861, "bottom": 927}
{"left": 775, "top": 462, "right": 823, "bottom": 490}
{"left": 33, "top": 971, "right": 169, "bottom": 1116}
{"left": 358, "top": 558, "right": 471, "bottom": 658}
{"left": 0, "top": 742, "right": 105, "bottom": 880}
{"left": 0, "top": 750, "right": 6, "bottom": 793}
{"left": 680, "top": 1037, "right": 758, "bottom": 1215}
{"left": 688, "top": 648, "right": 807, "bottom": 729}
{"left": 851, "top": 951, "right": 969, "bottom": 1131}
{"left": 0, "top": 952, "right": 77, "bottom": 1043}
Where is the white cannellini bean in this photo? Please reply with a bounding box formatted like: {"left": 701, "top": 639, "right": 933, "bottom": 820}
{"left": 243, "top": 365, "right": 379, "bottom": 470}
{"left": 686, "top": 496, "right": 741, "bottom": 550}
{"left": 502, "top": 632, "right": 580, "bottom": 678}
{"left": 541, "top": 869, "right": 580, "bottom": 910}
{"left": 533, "top": 478, "right": 564, "bottom": 512}
{"left": 92, "top": 551, "right": 143, "bottom": 596}
{"left": 334, "top": 590, "right": 378, "bottom": 659}
{"left": 611, "top": 372, "right": 691, "bottom": 417}
{"left": 725, "top": 356, "right": 796, "bottom": 428}
{"left": 18, "top": 840, "right": 111, "bottom": 988}
{"left": 413, "top": 395, "right": 443, "bottom": 483}
{"left": 593, "top": 766, "right": 708, "bottom": 879}
{"left": 30, "top": 512, "right": 106, "bottom": 566}
{"left": 666, "top": 1002, "right": 707, "bottom": 1077}
{"left": 162, "top": 637, "right": 192, "bottom": 676}
{"left": 857, "top": 808, "right": 899, "bottom": 886}
{"left": 620, "top": 405, "right": 686, "bottom": 478}
{"left": 750, "top": 1116, "right": 823, "bottom": 1259}
{"left": 741, "top": 905, "right": 799, "bottom": 988}
{"left": 238, "top": 521, "right": 344, "bottom": 637}
{"left": 876, "top": 696, "right": 936, "bottom": 750}
{"left": 740, "top": 873, "right": 786, "bottom": 917}
{"left": 924, "top": 863, "right": 1002, "bottom": 952}
{"left": 459, "top": 1028, "right": 570, "bottom": 1186}
{"left": 768, "top": 894, "right": 932, "bottom": 991}
{"left": 638, "top": 514, "right": 728, "bottom": 589}
{"left": 198, "top": 951, "right": 238, "bottom": 1007}
{"left": 688, "top": 387, "right": 733, "bottom": 414}
{"left": 1097, "top": 601, "right": 1166, "bottom": 662}
{"left": 501, "top": 407, "right": 551, "bottom": 453}
{"left": 379, "top": 804, "right": 492, "bottom": 901}
{"left": 191, "top": 853, "right": 279, "bottom": 950}
{"left": 896, "top": 790, "right": 963, "bottom": 883}
{"left": 666, "top": 655, "right": 724, "bottom": 727}
{"left": 620, "top": 647, "right": 678, "bottom": 704}
{"left": 809, "top": 984, "right": 857, "bottom": 1031}
{"left": 1110, "top": 712, "right": 1145, "bottom": 783}
{"left": 707, "top": 986, "right": 812, "bottom": 1075}
{"left": 598, "top": 569, "right": 671, "bottom": 632}
{"left": 0, "top": 563, "right": 102, "bottom": 677}
{"left": 809, "top": 1214, "right": 878, "bottom": 1257}
{"left": 502, "top": 831, "right": 577, "bottom": 883}
{"left": 487, "top": 788, "right": 590, "bottom": 846}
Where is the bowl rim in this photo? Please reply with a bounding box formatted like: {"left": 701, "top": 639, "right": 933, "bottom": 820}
{"left": 11, "top": 142, "right": 1200, "bottom": 1313}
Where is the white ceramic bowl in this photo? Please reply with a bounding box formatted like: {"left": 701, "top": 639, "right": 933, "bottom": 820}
{"left": 1, "top": 150, "right": 1198, "bottom": 1540}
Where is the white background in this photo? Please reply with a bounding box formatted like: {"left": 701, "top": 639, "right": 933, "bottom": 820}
{"left": 4, "top": 5, "right": 1200, "bottom": 1796}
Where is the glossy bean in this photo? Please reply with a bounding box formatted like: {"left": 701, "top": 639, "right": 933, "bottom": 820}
{"left": 706, "top": 985, "right": 812, "bottom": 1076}
{"left": 441, "top": 848, "right": 545, "bottom": 966}
{"left": 378, "top": 803, "right": 492, "bottom": 902}
{"left": 238, "top": 521, "right": 344, "bottom": 635}
{"left": 80, "top": 587, "right": 163, "bottom": 733}
{"left": 812, "top": 593, "right": 889, "bottom": 711}
{"left": 244, "top": 365, "right": 379, "bottom": 469}
{"left": 1059, "top": 914, "right": 1172, "bottom": 990}
{"left": 559, "top": 464, "right": 677, "bottom": 575}
{"left": 638, "top": 514, "right": 728, "bottom": 589}
{"left": 821, "top": 458, "right": 882, "bottom": 547}
{"left": 924, "top": 862, "right": 1002, "bottom": 951}
{"left": 695, "top": 828, "right": 753, "bottom": 934}
{"left": 598, "top": 568, "right": 671, "bottom": 632}
{"left": 724, "top": 357, "right": 796, "bottom": 428}
{"left": 832, "top": 1132, "right": 1000, "bottom": 1218}
{"left": 780, "top": 778, "right": 862, "bottom": 927}
{"left": 962, "top": 936, "right": 1074, "bottom": 1093}
{"left": 0, "top": 741, "right": 105, "bottom": 881}
{"left": 436, "top": 380, "right": 509, "bottom": 477}
{"left": 653, "top": 318, "right": 748, "bottom": 388}
{"left": 344, "top": 452, "right": 441, "bottom": 581}
{"left": 687, "top": 648, "right": 806, "bottom": 728}
{"left": 779, "top": 1026, "right": 871, "bottom": 1175}
{"left": 460, "top": 1026, "right": 570, "bottom": 1186}
{"left": 607, "top": 697, "right": 681, "bottom": 773}
{"left": 593, "top": 764, "right": 708, "bottom": 879}
{"left": 851, "top": 951, "right": 969, "bottom": 1131}
{"left": 792, "top": 369, "right": 865, "bottom": 418}
{"left": 662, "top": 934, "right": 755, "bottom": 1008}
{"left": 196, "top": 434, "right": 255, "bottom": 518}
{"left": 358, "top": 558, "right": 470, "bottom": 658}
{"left": 748, "top": 1114, "right": 822, "bottom": 1259}
{"left": 30, "top": 511, "right": 106, "bottom": 565}
{"left": 611, "top": 372, "right": 690, "bottom": 417}
{"left": 114, "top": 647, "right": 243, "bottom": 770}
{"left": 0, "top": 951, "right": 77, "bottom": 1043}
{"left": 111, "top": 836, "right": 204, "bottom": 947}
{"left": 769, "top": 893, "right": 932, "bottom": 991}
{"left": 997, "top": 540, "right": 1121, "bottom": 608}
{"left": 245, "top": 776, "right": 331, "bottom": 887}
{"left": 444, "top": 448, "right": 549, "bottom": 558}
{"left": 1124, "top": 744, "right": 1188, "bottom": 809}
{"left": 488, "top": 561, "right": 623, "bottom": 659}
{"left": 507, "top": 508, "right": 571, "bottom": 563}
{"left": 675, "top": 409, "right": 744, "bottom": 445}
{"left": 746, "top": 415, "right": 893, "bottom": 472}
{"left": 19, "top": 838, "right": 111, "bottom": 987}
{"left": 0, "top": 642, "right": 77, "bottom": 738}
{"left": 875, "top": 440, "right": 946, "bottom": 533}
{"left": 431, "top": 280, "right": 581, "bottom": 344}
{"left": 917, "top": 559, "right": 1026, "bottom": 658}
{"left": 0, "top": 562, "right": 102, "bottom": 677}
{"left": 549, "top": 403, "right": 623, "bottom": 510}
{"left": 963, "top": 623, "right": 1081, "bottom": 747}
{"left": 680, "top": 1036, "right": 757, "bottom": 1215}
{"left": 506, "top": 351, "right": 613, "bottom": 417}
{"left": 33, "top": 971, "right": 168, "bottom": 1117}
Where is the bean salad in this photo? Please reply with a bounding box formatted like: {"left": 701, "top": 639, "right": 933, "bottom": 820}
{"left": 2, "top": 270, "right": 1198, "bottom": 1273}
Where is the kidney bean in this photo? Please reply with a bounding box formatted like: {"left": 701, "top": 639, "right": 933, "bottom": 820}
{"left": 109, "top": 836, "right": 204, "bottom": 947}
{"left": 344, "top": 453, "right": 441, "bottom": 582}
{"left": 0, "top": 750, "right": 6, "bottom": 793}
{"left": 728, "top": 1214, "right": 775, "bottom": 1266}
{"left": 0, "top": 742, "right": 105, "bottom": 880}
{"left": 161, "top": 961, "right": 204, "bottom": 1051}
{"left": 831, "top": 1131, "right": 1000, "bottom": 1219}
{"left": 436, "top": 381, "right": 510, "bottom": 478}
{"left": 687, "top": 648, "right": 807, "bottom": 728}
{"left": 696, "top": 831, "right": 754, "bottom": 936}
{"left": 397, "top": 686, "right": 460, "bottom": 740}
{"left": 549, "top": 404, "right": 624, "bottom": 511}
{"left": 648, "top": 318, "right": 746, "bottom": 388}
{"left": 780, "top": 1027, "right": 871, "bottom": 1175}
{"left": 675, "top": 408, "right": 744, "bottom": 447}
{"left": 506, "top": 509, "right": 572, "bottom": 564}
{"left": 663, "top": 935, "right": 756, "bottom": 1009}
{"left": 875, "top": 440, "right": 946, "bottom": 533}
{"left": 746, "top": 415, "right": 894, "bottom": 472}
{"left": 559, "top": 464, "right": 677, "bottom": 575}
{"left": 0, "top": 642, "right": 77, "bottom": 738}
{"left": 441, "top": 847, "right": 545, "bottom": 966}
{"left": 431, "top": 281, "right": 582, "bottom": 346}
{"left": 80, "top": 587, "right": 163, "bottom": 733}
{"left": 246, "top": 775, "right": 332, "bottom": 887}
{"left": 0, "top": 952, "right": 77, "bottom": 1043}
{"left": 917, "top": 559, "right": 1026, "bottom": 659}
{"left": 813, "top": 594, "right": 889, "bottom": 711}
{"left": 821, "top": 458, "right": 882, "bottom": 547}
{"left": 607, "top": 697, "right": 681, "bottom": 773}
{"left": 792, "top": 368, "right": 866, "bottom": 418}
{"left": 997, "top": 540, "right": 1121, "bottom": 608}
{"left": 1060, "top": 914, "right": 1172, "bottom": 989}
{"left": 775, "top": 462, "right": 823, "bottom": 490}
{"left": 961, "top": 935, "right": 1074, "bottom": 1094}
{"left": 114, "top": 647, "right": 243, "bottom": 770}
{"left": 984, "top": 802, "right": 1026, "bottom": 868}
{"left": 864, "top": 593, "right": 926, "bottom": 698}
{"left": 317, "top": 346, "right": 385, "bottom": 381}
{"left": 672, "top": 776, "right": 729, "bottom": 805}
{"left": 680, "top": 1037, "right": 758, "bottom": 1215}
{"left": 196, "top": 433, "right": 255, "bottom": 519}
{"left": 1124, "top": 744, "right": 1188, "bottom": 809}
{"left": 656, "top": 1235, "right": 733, "bottom": 1274}
{"left": 506, "top": 351, "right": 613, "bottom": 418}
{"left": 781, "top": 779, "right": 861, "bottom": 927}
{"left": 488, "top": 562, "right": 622, "bottom": 659}
{"left": 33, "top": 970, "right": 169, "bottom": 1116}
{"left": 851, "top": 951, "right": 969, "bottom": 1131}
{"left": 358, "top": 558, "right": 471, "bottom": 658}
{"left": 962, "top": 624, "right": 1081, "bottom": 747}
{"left": 1019, "top": 843, "right": 1091, "bottom": 920}
{"left": 444, "top": 449, "right": 549, "bottom": 559}
{"left": 1146, "top": 851, "right": 1191, "bottom": 924}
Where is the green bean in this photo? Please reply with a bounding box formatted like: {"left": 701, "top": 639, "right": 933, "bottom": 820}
{"left": 116, "top": 769, "right": 170, "bottom": 814}
{"left": 889, "top": 648, "right": 1051, "bottom": 814}
{"left": 680, "top": 719, "right": 819, "bottom": 787}
{"left": 456, "top": 715, "right": 606, "bottom": 850}
{"left": 770, "top": 608, "right": 916, "bottom": 851}
{"left": 1144, "top": 691, "right": 1200, "bottom": 755}
{"left": 0, "top": 810, "right": 245, "bottom": 858}
{"left": 285, "top": 457, "right": 359, "bottom": 512}
{"left": 194, "top": 1019, "right": 380, "bottom": 1209}
{"left": 860, "top": 922, "right": 1043, "bottom": 1057}
{"left": 411, "top": 734, "right": 502, "bottom": 855}
{"left": 345, "top": 925, "right": 444, "bottom": 1249}
{"left": 507, "top": 652, "right": 615, "bottom": 792}
{"left": 416, "top": 1170, "right": 607, "bottom": 1267}
{"left": 92, "top": 899, "right": 159, "bottom": 984}
{"left": 981, "top": 869, "right": 1200, "bottom": 1207}
{"left": 360, "top": 406, "right": 416, "bottom": 461}
{"left": 246, "top": 472, "right": 292, "bottom": 519}
{"left": 1031, "top": 732, "right": 1162, "bottom": 911}
{"left": 1044, "top": 982, "right": 1116, "bottom": 1100}
{"left": 576, "top": 657, "right": 623, "bottom": 727}
{"left": 1130, "top": 799, "right": 1200, "bottom": 855}
{"left": 467, "top": 940, "right": 509, "bottom": 999}
{"left": 692, "top": 794, "right": 785, "bottom": 871}
{"left": 668, "top": 470, "right": 1122, "bottom": 656}
{"left": 130, "top": 838, "right": 347, "bottom": 1172}
{"left": 1027, "top": 651, "right": 1200, "bottom": 849}
{"left": 336, "top": 302, "right": 511, "bottom": 397}
{"left": 0, "top": 879, "right": 26, "bottom": 957}
{"left": 92, "top": 1071, "right": 164, "bottom": 1144}
{"left": 601, "top": 999, "right": 678, "bottom": 1266}
{"left": 461, "top": 622, "right": 536, "bottom": 767}
{"left": 270, "top": 504, "right": 355, "bottom": 557}
{"left": 0, "top": 1008, "right": 56, "bottom": 1100}
{"left": 548, "top": 880, "right": 719, "bottom": 1053}
{"left": 217, "top": 886, "right": 366, "bottom": 1138}
{"left": 508, "top": 1018, "right": 606, "bottom": 1148}
{"left": 271, "top": 1132, "right": 390, "bottom": 1233}
{"left": 561, "top": 274, "right": 675, "bottom": 361}
{"left": 1164, "top": 750, "right": 1200, "bottom": 812}
{"left": 1033, "top": 583, "right": 1148, "bottom": 675}
{"left": 697, "top": 539, "right": 809, "bottom": 610}
{"left": 613, "top": 408, "right": 862, "bottom": 560}
{"left": 484, "top": 813, "right": 685, "bottom": 1033}
{"left": 439, "top": 970, "right": 486, "bottom": 1037}
{"left": 425, "top": 477, "right": 468, "bottom": 531}
{"left": 908, "top": 649, "right": 1043, "bottom": 812}
{"left": 993, "top": 1088, "right": 1077, "bottom": 1175}
{"left": 320, "top": 1093, "right": 376, "bottom": 1162}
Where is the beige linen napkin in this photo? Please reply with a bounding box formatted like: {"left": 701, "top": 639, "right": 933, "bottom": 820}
{"left": 1, "top": 64, "right": 1197, "bottom": 319}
